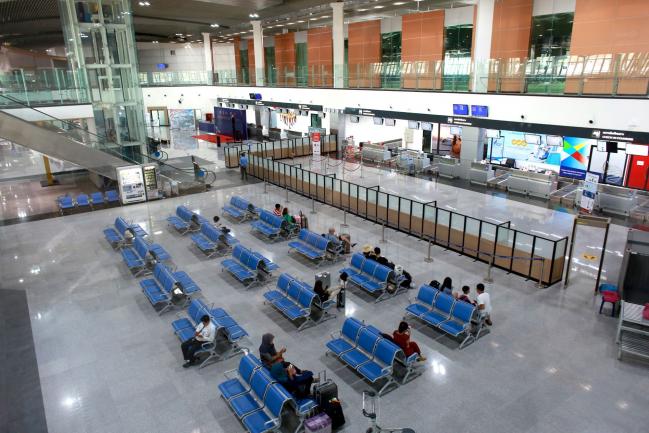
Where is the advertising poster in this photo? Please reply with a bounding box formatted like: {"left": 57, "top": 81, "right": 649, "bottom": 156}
{"left": 168, "top": 109, "right": 196, "bottom": 130}
{"left": 214, "top": 107, "right": 248, "bottom": 140}
{"left": 560, "top": 137, "right": 595, "bottom": 179}
{"left": 488, "top": 130, "right": 562, "bottom": 170}
{"left": 580, "top": 171, "right": 599, "bottom": 213}
{"left": 311, "top": 132, "right": 321, "bottom": 156}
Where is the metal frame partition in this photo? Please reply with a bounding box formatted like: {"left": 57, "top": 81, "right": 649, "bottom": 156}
{"left": 245, "top": 154, "right": 568, "bottom": 286}
{"left": 223, "top": 134, "right": 338, "bottom": 169}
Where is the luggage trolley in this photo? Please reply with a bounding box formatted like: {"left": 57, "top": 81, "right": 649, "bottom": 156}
{"left": 362, "top": 391, "right": 415, "bottom": 433}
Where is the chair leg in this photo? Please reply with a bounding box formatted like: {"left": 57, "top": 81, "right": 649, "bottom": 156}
{"left": 599, "top": 299, "right": 605, "bottom": 314}
{"left": 611, "top": 302, "right": 616, "bottom": 317}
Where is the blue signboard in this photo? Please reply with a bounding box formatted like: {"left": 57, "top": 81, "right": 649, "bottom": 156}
{"left": 471, "top": 105, "right": 489, "bottom": 117}
{"left": 453, "top": 104, "right": 469, "bottom": 115}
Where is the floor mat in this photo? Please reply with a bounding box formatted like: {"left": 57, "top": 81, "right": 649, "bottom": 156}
{"left": 192, "top": 134, "right": 234, "bottom": 144}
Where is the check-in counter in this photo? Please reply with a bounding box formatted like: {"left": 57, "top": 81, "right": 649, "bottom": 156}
{"left": 434, "top": 156, "right": 461, "bottom": 179}
{"left": 362, "top": 143, "right": 393, "bottom": 163}
{"left": 469, "top": 161, "right": 495, "bottom": 186}
{"left": 597, "top": 184, "right": 637, "bottom": 216}
{"left": 506, "top": 170, "right": 557, "bottom": 199}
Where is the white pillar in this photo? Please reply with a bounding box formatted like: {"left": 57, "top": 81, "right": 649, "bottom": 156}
{"left": 202, "top": 32, "right": 213, "bottom": 83}
{"left": 331, "top": 2, "right": 344, "bottom": 88}
{"left": 458, "top": 126, "right": 485, "bottom": 179}
{"left": 471, "top": 0, "right": 495, "bottom": 93}
{"left": 252, "top": 20, "right": 265, "bottom": 86}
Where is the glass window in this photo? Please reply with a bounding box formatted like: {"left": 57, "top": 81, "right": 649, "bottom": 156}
{"left": 530, "top": 13, "right": 574, "bottom": 58}
{"left": 381, "top": 31, "right": 401, "bottom": 88}
{"left": 264, "top": 46, "right": 276, "bottom": 85}
{"left": 443, "top": 25, "right": 472, "bottom": 91}
{"left": 296, "top": 42, "right": 308, "bottom": 87}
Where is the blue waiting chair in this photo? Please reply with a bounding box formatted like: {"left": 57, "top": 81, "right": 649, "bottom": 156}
{"left": 191, "top": 223, "right": 239, "bottom": 257}
{"left": 105, "top": 190, "right": 120, "bottom": 205}
{"left": 250, "top": 210, "right": 290, "bottom": 241}
{"left": 140, "top": 263, "right": 186, "bottom": 314}
{"left": 57, "top": 195, "right": 75, "bottom": 215}
{"left": 222, "top": 245, "right": 278, "bottom": 289}
{"left": 339, "top": 253, "right": 400, "bottom": 302}
{"left": 76, "top": 194, "right": 91, "bottom": 210}
{"left": 90, "top": 192, "right": 105, "bottom": 208}
{"left": 288, "top": 229, "right": 333, "bottom": 266}
{"left": 222, "top": 196, "right": 259, "bottom": 222}
{"left": 166, "top": 205, "right": 195, "bottom": 234}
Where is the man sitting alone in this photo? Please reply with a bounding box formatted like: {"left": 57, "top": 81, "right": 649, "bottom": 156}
{"left": 181, "top": 314, "right": 216, "bottom": 368}
{"left": 325, "top": 227, "right": 355, "bottom": 254}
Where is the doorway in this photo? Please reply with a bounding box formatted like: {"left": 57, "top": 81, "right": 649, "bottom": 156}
{"left": 587, "top": 145, "right": 628, "bottom": 186}
{"left": 147, "top": 107, "right": 169, "bottom": 127}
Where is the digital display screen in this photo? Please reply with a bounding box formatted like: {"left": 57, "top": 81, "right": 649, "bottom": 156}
{"left": 421, "top": 122, "right": 432, "bottom": 131}
{"left": 525, "top": 134, "right": 541, "bottom": 145}
{"left": 471, "top": 105, "right": 489, "bottom": 117}
{"left": 546, "top": 135, "right": 563, "bottom": 146}
{"left": 453, "top": 104, "right": 469, "bottom": 116}
{"left": 350, "top": 115, "right": 360, "bottom": 123}
{"left": 385, "top": 118, "right": 396, "bottom": 126}
{"left": 408, "top": 120, "right": 419, "bottom": 129}
{"left": 486, "top": 129, "right": 500, "bottom": 138}
{"left": 450, "top": 126, "right": 461, "bottom": 135}
{"left": 373, "top": 117, "right": 384, "bottom": 125}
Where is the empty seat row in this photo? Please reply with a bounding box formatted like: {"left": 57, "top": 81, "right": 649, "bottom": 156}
{"left": 222, "top": 196, "right": 259, "bottom": 222}
{"left": 191, "top": 222, "right": 240, "bottom": 257}
{"left": 171, "top": 299, "right": 248, "bottom": 368}
{"left": 219, "top": 354, "right": 314, "bottom": 433}
{"left": 326, "top": 317, "right": 417, "bottom": 396}
{"left": 58, "top": 190, "right": 119, "bottom": 214}
{"left": 103, "top": 216, "right": 148, "bottom": 248}
{"left": 339, "top": 253, "right": 400, "bottom": 303}
{"left": 405, "top": 285, "right": 479, "bottom": 349}
{"left": 287, "top": 229, "right": 334, "bottom": 266}
{"left": 121, "top": 236, "right": 171, "bottom": 277}
{"left": 264, "top": 273, "right": 336, "bottom": 331}
{"left": 140, "top": 263, "right": 201, "bottom": 314}
{"left": 221, "top": 244, "right": 279, "bottom": 289}
{"left": 250, "top": 209, "right": 297, "bottom": 241}
{"left": 166, "top": 205, "right": 209, "bottom": 234}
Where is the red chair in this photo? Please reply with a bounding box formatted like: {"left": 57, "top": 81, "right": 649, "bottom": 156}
{"left": 599, "top": 291, "right": 620, "bottom": 317}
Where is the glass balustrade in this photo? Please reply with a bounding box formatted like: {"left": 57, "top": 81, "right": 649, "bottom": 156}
{"left": 2, "top": 52, "right": 647, "bottom": 104}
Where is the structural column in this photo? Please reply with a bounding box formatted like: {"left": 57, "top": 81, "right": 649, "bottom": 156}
{"left": 331, "top": 2, "right": 344, "bottom": 88}
{"left": 471, "top": 0, "right": 495, "bottom": 93}
{"left": 252, "top": 20, "right": 265, "bottom": 86}
{"left": 202, "top": 32, "right": 213, "bottom": 84}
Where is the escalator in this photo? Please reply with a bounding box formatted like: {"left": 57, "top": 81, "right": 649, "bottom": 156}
{"left": 0, "top": 94, "right": 211, "bottom": 193}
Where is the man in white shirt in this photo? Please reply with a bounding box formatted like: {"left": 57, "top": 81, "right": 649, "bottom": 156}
{"left": 182, "top": 315, "right": 216, "bottom": 368}
{"left": 476, "top": 283, "right": 492, "bottom": 326}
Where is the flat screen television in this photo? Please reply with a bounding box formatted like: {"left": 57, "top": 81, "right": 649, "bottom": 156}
{"left": 524, "top": 134, "right": 541, "bottom": 145}
{"left": 373, "top": 117, "right": 384, "bottom": 125}
{"left": 350, "top": 115, "right": 360, "bottom": 123}
{"left": 546, "top": 135, "right": 563, "bottom": 146}
{"left": 421, "top": 122, "right": 432, "bottom": 131}
{"left": 385, "top": 118, "right": 396, "bottom": 126}
{"left": 408, "top": 120, "right": 419, "bottom": 129}
{"left": 450, "top": 126, "right": 461, "bottom": 135}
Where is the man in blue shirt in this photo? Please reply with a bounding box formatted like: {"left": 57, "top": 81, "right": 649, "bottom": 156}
{"left": 239, "top": 152, "right": 248, "bottom": 180}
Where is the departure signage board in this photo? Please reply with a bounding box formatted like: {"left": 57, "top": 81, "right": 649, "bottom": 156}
{"left": 217, "top": 97, "right": 323, "bottom": 112}
{"left": 471, "top": 105, "right": 489, "bottom": 117}
{"left": 453, "top": 104, "right": 469, "bottom": 116}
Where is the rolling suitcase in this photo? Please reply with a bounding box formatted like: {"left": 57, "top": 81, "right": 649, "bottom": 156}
{"left": 314, "top": 371, "right": 338, "bottom": 407}
{"left": 305, "top": 413, "right": 332, "bottom": 433}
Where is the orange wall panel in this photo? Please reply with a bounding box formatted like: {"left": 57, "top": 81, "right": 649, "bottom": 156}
{"left": 490, "top": 0, "right": 533, "bottom": 60}
{"left": 233, "top": 37, "right": 242, "bottom": 83}
{"left": 274, "top": 33, "right": 296, "bottom": 86}
{"left": 401, "top": 10, "right": 445, "bottom": 89}
{"left": 348, "top": 20, "right": 381, "bottom": 87}
{"left": 247, "top": 39, "right": 256, "bottom": 84}
{"left": 307, "top": 27, "right": 333, "bottom": 87}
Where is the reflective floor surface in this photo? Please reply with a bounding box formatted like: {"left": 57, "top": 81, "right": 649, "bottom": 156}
{"left": 1, "top": 168, "right": 648, "bottom": 433}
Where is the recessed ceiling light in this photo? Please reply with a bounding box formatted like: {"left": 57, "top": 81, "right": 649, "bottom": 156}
{"left": 152, "top": 40, "right": 159, "bottom": 44}
{"left": 211, "top": 23, "right": 220, "bottom": 28}
{"left": 358, "top": 8, "right": 368, "bottom": 12}
{"left": 310, "top": 17, "right": 318, "bottom": 21}
{"left": 138, "top": 1, "right": 150, "bottom": 6}
{"left": 393, "top": 1, "right": 406, "bottom": 4}
{"left": 374, "top": 5, "right": 384, "bottom": 8}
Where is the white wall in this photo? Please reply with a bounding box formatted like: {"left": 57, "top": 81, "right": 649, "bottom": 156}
{"left": 533, "top": 0, "right": 576, "bottom": 15}
{"left": 212, "top": 43, "right": 236, "bottom": 74}
{"left": 137, "top": 42, "right": 205, "bottom": 72}
{"left": 345, "top": 116, "right": 404, "bottom": 144}
{"left": 141, "top": 85, "right": 649, "bottom": 135}
{"left": 445, "top": 6, "right": 474, "bottom": 27}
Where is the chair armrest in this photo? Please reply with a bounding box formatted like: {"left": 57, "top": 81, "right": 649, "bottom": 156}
{"left": 263, "top": 417, "right": 280, "bottom": 429}
{"left": 223, "top": 368, "right": 238, "bottom": 379}
{"left": 329, "top": 330, "right": 342, "bottom": 339}
{"left": 380, "top": 365, "right": 393, "bottom": 375}
{"left": 201, "top": 341, "right": 215, "bottom": 350}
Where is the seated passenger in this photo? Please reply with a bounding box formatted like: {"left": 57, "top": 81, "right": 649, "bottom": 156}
{"left": 441, "top": 277, "right": 453, "bottom": 295}
{"left": 325, "top": 227, "right": 355, "bottom": 253}
{"left": 269, "top": 361, "right": 317, "bottom": 399}
{"left": 259, "top": 333, "right": 286, "bottom": 367}
{"left": 181, "top": 314, "right": 216, "bottom": 368}
{"left": 392, "top": 321, "right": 426, "bottom": 362}
{"left": 314, "top": 279, "right": 342, "bottom": 304}
{"left": 362, "top": 244, "right": 374, "bottom": 258}
{"left": 373, "top": 247, "right": 390, "bottom": 267}
{"left": 273, "top": 203, "right": 282, "bottom": 217}
{"left": 476, "top": 283, "right": 492, "bottom": 326}
{"left": 456, "top": 285, "right": 475, "bottom": 305}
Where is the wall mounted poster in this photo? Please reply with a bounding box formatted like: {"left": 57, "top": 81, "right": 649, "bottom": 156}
{"left": 580, "top": 171, "right": 599, "bottom": 213}
{"left": 169, "top": 109, "right": 196, "bottom": 130}
{"left": 560, "top": 137, "right": 595, "bottom": 179}
{"left": 214, "top": 107, "right": 248, "bottom": 140}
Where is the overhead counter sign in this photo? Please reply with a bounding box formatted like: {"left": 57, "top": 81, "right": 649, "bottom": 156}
{"left": 217, "top": 97, "right": 323, "bottom": 112}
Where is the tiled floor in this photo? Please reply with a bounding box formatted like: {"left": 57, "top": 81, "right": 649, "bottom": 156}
{"left": 1, "top": 165, "right": 648, "bottom": 433}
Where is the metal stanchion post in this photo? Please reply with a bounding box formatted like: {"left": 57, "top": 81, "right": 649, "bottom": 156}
{"left": 360, "top": 154, "right": 364, "bottom": 179}
{"left": 484, "top": 254, "right": 495, "bottom": 283}
{"left": 379, "top": 222, "right": 387, "bottom": 244}
{"left": 285, "top": 185, "right": 290, "bottom": 203}
{"left": 424, "top": 239, "right": 434, "bottom": 263}
{"left": 537, "top": 259, "right": 545, "bottom": 288}
{"left": 341, "top": 210, "right": 348, "bottom": 228}
{"left": 310, "top": 197, "right": 316, "bottom": 214}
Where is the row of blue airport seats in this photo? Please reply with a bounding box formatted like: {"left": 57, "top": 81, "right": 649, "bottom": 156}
{"left": 58, "top": 190, "right": 119, "bottom": 214}
{"left": 405, "top": 285, "right": 480, "bottom": 349}
{"left": 326, "top": 317, "right": 420, "bottom": 396}
{"left": 139, "top": 262, "right": 201, "bottom": 313}
{"left": 221, "top": 244, "right": 279, "bottom": 289}
{"left": 222, "top": 196, "right": 259, "bottom": 222}
{"left": 120, "top": 236, "right": 171, "bottom": 277}
{"left": 250, "top": 209, "right": 298, "bottom": 241}
{"left": 340, "top": 253, "right": 403, "bottom": 303}
{"left": 166, "top": 205, "right": 209, "bottom": 234}
{"left": 103, "top": 216, "right": 148, "bottom": 248}
{"left": 264, "top": 273, "right": 336, "bottom": 331}
{"left": 219, "top": 354, "right": 317, "bottom": 433}
{"left": 171, "top": 298, "right": 248, "bottom": 367}
{"left": 288, "top": 229, "right": 340, "bottom": 266}
{"left": 191, "top": 222, "right": 240, "bottom": 257}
